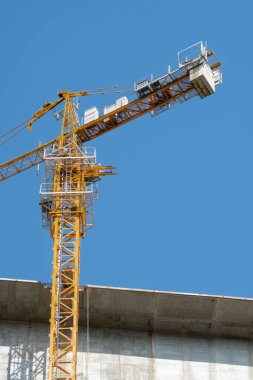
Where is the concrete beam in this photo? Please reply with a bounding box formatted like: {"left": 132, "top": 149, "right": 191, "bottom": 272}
{"left": 0, "top": 279, "right": 253, "bottom": 339}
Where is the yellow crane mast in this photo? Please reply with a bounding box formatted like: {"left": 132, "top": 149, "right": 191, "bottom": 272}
{"left": 0, "top": 42, "right": 222, "bottom": 380}
{"left": 44, "top": 95, "right": 114, "bottom": 379}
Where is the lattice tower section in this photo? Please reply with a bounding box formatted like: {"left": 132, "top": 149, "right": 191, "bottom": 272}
{"left": 40, "top": 141, "right": 114, "bottom": 380}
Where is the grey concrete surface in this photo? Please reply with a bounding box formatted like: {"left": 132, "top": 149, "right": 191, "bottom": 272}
{"left": 1, "top": 321, "right": 253, "bottom": 379}
{"left": 0, "top": 279, "right": 253, "bottom": 379}
{"left": 1, "top": 279, "right": 253, "bottom": 339}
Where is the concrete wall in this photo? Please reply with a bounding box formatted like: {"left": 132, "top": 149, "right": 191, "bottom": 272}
{"left": 1, "top": 320, "right": 253, "bottom": 380}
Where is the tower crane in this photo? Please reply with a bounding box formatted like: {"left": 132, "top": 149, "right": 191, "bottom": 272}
{"left": 0, "top": 42, "right": 221, "bottom": 380}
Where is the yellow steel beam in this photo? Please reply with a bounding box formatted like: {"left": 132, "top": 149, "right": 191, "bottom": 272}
{"left": 0, "top": 51, "right": 221, "bottom": 183}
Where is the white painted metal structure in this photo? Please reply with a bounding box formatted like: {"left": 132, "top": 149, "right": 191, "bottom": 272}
{"left": 83, "top": 106, "right": 99, "bottom": 124}
{"left": 39, "top": 143, "right": 98, "bottom": 230}
{"left": 104, "top": 96, "right": 128, "bottom": 115}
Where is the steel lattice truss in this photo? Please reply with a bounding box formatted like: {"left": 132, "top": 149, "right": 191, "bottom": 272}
{"left": 44, "top": 141, "right": 113, "bottom": 379}
{"left": 0, "top": 51, "right": 221, "bottom": 183}
{"left": 49, "top": 212, "right": 81, "bottom": 379}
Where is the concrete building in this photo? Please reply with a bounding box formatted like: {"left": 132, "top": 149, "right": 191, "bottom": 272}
{"left": 0, "top": 278, "right": 253, "bottom": 379}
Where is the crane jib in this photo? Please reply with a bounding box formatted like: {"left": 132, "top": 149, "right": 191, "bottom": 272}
{"left": 0, "top": 51, "right": 221, "bottom": 183}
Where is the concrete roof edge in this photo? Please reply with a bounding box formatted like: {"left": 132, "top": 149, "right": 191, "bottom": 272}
{"left": 1, "top": 277, "right": 253, "bottom": 302}
{"left": 0, "top": 278, "right": 40, "bottom": 283}
{"left": 1, "top": 279, "right": 253, "bottom": 340}
{"left": 81, "top": 283, "right": 253, "bottom": 302}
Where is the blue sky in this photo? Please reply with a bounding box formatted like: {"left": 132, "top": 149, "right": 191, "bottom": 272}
{"left": 0, "top": 0, "right": 253, "bottom": 297}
